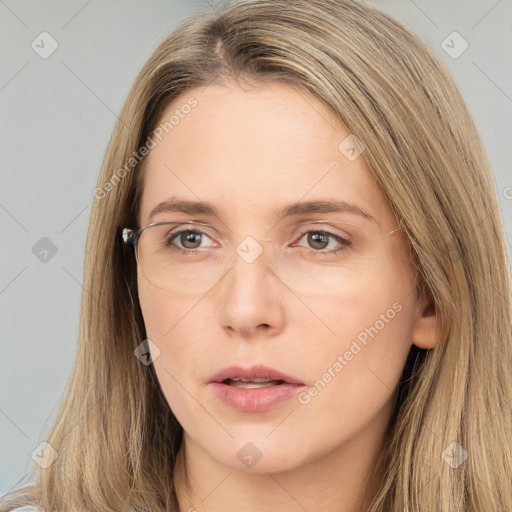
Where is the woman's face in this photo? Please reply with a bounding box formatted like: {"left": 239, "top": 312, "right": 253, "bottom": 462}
{"left": 137, "top": 80, "right": 435, "bottom": 473}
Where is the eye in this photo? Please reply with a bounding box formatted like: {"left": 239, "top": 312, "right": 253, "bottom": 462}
{"left": 166, "top": 229, "right": 216, "bottom": 251}
{"left": 293, "top": 229, "right": 352, "bottom": 255}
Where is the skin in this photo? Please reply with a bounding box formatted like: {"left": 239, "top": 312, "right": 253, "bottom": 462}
{"left": 136, "top": 80, "right": 440, "bottom": 512}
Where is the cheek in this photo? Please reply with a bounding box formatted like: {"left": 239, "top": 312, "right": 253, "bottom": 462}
{"left": 137, "top": 277, "right": 209, "bottom": 414}
{"left": 137, "top": 264, "right": 208, "bottom": 339}
{"left": 294, "top": 253, "right": 418, "bottom": 437}
{"left": 137, "top": 275, "right": 202, "bottom": 360}
{"left": 297, "top": 243, "right": 416, "bottom": 352}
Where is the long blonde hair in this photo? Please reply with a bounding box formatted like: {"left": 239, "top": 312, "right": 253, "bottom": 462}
{"left": 2, "top": 0, "right": 511, "bottom": 510}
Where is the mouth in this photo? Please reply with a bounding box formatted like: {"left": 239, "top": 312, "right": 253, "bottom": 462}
{"left": 209, "top": 365, "right": 305, "bottom": 412}
{"left": 210, "top": 364, "right": 304, "bottom": 387}
{"left": 222, "top": 377, "right": 286, "bottom": 389}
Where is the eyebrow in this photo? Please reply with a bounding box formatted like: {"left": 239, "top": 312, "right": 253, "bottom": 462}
{"left": 148, "top": 197, "right": 377, "bottom": 224}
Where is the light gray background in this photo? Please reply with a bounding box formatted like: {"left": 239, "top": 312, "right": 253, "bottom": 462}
{"left": 1, "top": 0, "right": 511, "bottom": 497}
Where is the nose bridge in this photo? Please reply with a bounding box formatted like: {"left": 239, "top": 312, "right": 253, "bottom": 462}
{"left": 229, "top": 235, "right": 275, "bottom": 276}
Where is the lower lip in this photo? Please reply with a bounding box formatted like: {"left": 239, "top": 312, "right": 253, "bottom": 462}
{"left": 210, "top": 382, "right": 305, "bottom": 413}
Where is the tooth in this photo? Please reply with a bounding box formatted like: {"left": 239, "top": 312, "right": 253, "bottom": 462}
{"left": 227, "top": 379, "right": 282, "bottom": 389}
{"left": 230, "top": 381, "right": 277, "bottom": 389}
{"left": 227, "top": 377, "right": 274, "bottom": 383}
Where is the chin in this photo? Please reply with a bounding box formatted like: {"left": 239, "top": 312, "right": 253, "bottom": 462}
{"left": 193, "top": 433, "right": 315, "bottom": 474}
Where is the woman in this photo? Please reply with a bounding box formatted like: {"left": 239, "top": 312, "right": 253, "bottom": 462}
{"left": 2, "top": 0, "right": 511, "bottom": 510}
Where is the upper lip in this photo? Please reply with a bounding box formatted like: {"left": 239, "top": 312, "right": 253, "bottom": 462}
{"left": 210, "top": 364, "right": 305, "bottom": 385}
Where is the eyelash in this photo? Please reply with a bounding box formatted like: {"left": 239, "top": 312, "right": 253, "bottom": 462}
{"left": 166, "top": 228, "right": 352, "bottom": 256}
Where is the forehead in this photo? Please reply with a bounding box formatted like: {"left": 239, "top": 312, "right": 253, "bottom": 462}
{"left": 138, "top": 81, "right": 390, "bottom": 226}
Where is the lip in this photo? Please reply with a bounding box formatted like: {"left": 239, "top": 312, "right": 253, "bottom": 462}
{"left": 209, "top": 364, "right": 306, "bottom": 413}
{"left": 210, "top": 364, "right": 304, "bottom": 385}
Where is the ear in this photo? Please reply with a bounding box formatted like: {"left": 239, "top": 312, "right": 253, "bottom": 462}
{"left": 411, "top": 284, "right": 442, "bottom": 350}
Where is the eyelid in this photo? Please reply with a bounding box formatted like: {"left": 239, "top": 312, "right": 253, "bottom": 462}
{"left": 292, "top": 220, "right": 356, "bottom": 238}
{"left": 161, "top": 221, "right": 226, "bottom": 240}
{"left": 180, "top": 221, "right": 230, "bottom": 243}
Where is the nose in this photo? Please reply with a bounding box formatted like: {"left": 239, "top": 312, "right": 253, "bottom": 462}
{"left": 214, "top": 238, "right": 286, "bottom": 340}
